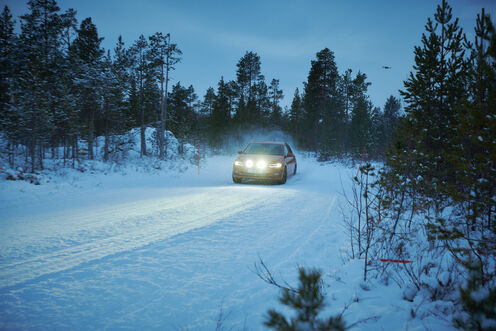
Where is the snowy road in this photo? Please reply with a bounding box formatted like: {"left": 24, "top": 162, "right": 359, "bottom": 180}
{"left": 0, "top": 156, "right": 351, "bottom": 329}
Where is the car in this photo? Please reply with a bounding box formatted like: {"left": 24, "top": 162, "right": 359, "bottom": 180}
{"left": 232, "top": 142, "right": 297, "bottom": 184}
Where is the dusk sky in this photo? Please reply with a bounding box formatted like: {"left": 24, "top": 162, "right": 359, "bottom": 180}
{"left": 3, "top": 0, "right": 495, "bottom": 110}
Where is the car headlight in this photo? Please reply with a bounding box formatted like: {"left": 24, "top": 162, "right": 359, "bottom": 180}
{"left": 245, "top": 159, "right": 254, "bottom": 168}
{"left": 268, "top": 162, "right": 282, "bottom": 168}
{"left": 256, "top": 160, "right": 267, "bottom": 169}
{"left": 234, "top": 160, "right": 243, "bottom": 166}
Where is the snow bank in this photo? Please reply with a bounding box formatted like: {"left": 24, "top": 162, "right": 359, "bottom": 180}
{"left": 0, "top": 127, "right": 197, "bottom": 186}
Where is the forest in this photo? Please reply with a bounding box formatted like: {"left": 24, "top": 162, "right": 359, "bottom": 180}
{"left": 0, "top": 0, "right": 401, "bottom": 173}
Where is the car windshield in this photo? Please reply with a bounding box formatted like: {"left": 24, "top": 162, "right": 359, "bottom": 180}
{"left": 244, "top": 143, "right": 283, "bottom": 155}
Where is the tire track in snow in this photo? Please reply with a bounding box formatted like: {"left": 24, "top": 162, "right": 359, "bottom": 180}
{"left": 272, "top": 194, "right": 337, "bottom": 268}
{"left": 0, "top": 187, "right": 295, "bottom": 289}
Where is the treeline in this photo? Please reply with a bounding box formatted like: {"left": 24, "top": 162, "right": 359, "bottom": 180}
{"left": 0, "top": 0, "right": 400, "bottom": 174}
{"left": 204, "top": 48, "right": 401, "bottom": 160}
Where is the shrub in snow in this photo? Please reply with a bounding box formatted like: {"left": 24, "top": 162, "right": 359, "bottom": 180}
{"left": 454, "top": 261, "right": 496, "bottom": 331}
{"left": 265, "top": 268, "right": 346, "bottom": 331}
{"left": 4, "top": 168, "right": 18, "bottom": 181}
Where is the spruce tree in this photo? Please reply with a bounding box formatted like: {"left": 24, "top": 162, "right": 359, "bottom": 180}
{"left": 198, "top": 87, "right": 215, "bottom": 137}
{"left": 168, "top": 82, "right": 197, "bottom": 145}
{"left": 302, "top": 48, "right": 341, "bottom": 154}
{"left": 350, "top": 94, "right": 372, "bottom": 155}
{"left": 374, "top": 95, "right": 401, "bottom": 157}
{"left": 346, "top": 71, "right": 371, "bottom": 155}
{"left": 289, "top": 88, "right": 304, "bottom": 146}
{"left": 382, "top": 96, "right": 401, "bottom": 143}
{"left": 210, "top": 77, "right": 231, "bottom": 149}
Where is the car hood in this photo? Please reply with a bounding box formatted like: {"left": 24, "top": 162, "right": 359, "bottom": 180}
{"left": 236, "top": 154, "right": 284, "bottom": 163}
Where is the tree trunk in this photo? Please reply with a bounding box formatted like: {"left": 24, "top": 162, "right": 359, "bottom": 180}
{"left": 38, "top": 138, "right": 44, "bottom": 170}
{"left": 104, "top": 117, "right": 109, "bottom": 162}
{"left": 30, "top": 113, "right": 36, "bottom": 173}
{"left": 139, "top": 70, "right": 146, "bottom": 157}
{"left": 88, "top": 108, "right": 95, "bottom": 160}
{"left": 164, "top": 46, "right": 170, "bottom": 158}
{"left": 159, "top": 61, "right": 165, "bottom": 159}
{"left": 73, "top": 136, "right": 78, "bottom": 168}
{"left": 8, "top": 140, "right": 15, "bottom": 169}
{"left": 63, "top": 135, "right": 67, "bottom": 166}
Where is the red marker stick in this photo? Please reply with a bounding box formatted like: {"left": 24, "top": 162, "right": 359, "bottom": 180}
{"left": 359, "top": 258, "right": 413, "bottom": 264}
{"left": 356, "top": 147, "right": 367, "bottom": 177}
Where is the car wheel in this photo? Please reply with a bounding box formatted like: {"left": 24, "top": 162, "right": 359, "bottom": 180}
{"left": 233, "top": 176, "right": 242, "bottom": 184}
{"left": 279, "top": 167, "right": 287, "bottom": 184}
{"left": 294, "top": 163, "right": 297, "bottom": 175}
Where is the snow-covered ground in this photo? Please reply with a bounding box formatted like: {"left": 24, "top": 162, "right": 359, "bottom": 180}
{"left": 0, "top": 154, "right": 456, "bottom": 330}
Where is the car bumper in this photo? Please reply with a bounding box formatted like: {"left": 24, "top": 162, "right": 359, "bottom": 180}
{"left": 232, "top": 167, "right": 283, "bottom": 180}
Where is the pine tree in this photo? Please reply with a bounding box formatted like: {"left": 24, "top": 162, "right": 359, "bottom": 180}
{"left": 236, "top": 51, "right": 262, "bottom": 100}
{"left": 234, "top": 51, "right": 264, "bottom": 125}
{"left": 0, "top": 5, "right": 15, "bottom": 115}
{"left": 60, "top": 8, "right": 77, "bottom": 50}
{"left": 112, "top": 35, "right": 132, "bottom": 131}
{"left": 448, "top": 10, "right": 496, "bottom": 326}
{"left": 129, "top": 34, "right": 149, "bottom": 157}
{"left": 148, "top": 32, "right": 181, "bottom": 159}
{"left": 255, "top": 79, "right": 270, "bottom": 125}
{"left": 378, "top": 5, "right": 496, "bottom": 328}
{"left": 201, "top": 87, "right": 216, "bottom": 118}
{"left": 101, "top": 47, "right": 130, "bottom": 161}
{"left": 225, "top": 80, "right": 238, "bottom": 117}
{"left": 397, "top": 0, "right": 469, "bottom": 201}
{"left": 0, "top": 6, "right": 19, "bottom": 167}
{"left": 57, "top": 8, "right": 79, "bottom": 164}
{"left": 71, "top": 17, "right": 104, "bottom": 160}
{"left": 268, "top": 79, "right": 284, "bottom": 127}
{"left": 17, "top": 0, "right": 66, "bottom": 171}
{"left": 265, "top": 268, "right": 346, "bottom": 331}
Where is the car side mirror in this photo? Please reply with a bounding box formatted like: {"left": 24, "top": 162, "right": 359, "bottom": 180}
{"left": 238, "top": 150, "right": 243, "bottom": 154}
{"left": 287, "top": 152, "right": 294, "bottom": 157}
